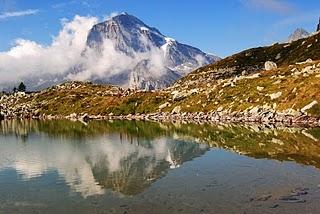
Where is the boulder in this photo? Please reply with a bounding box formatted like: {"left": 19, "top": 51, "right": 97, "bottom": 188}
{"left": 245, "top": 73, "right": 261, "bottom": 79}
{"left": 217, "top": 107, "right": 224, "bottom": 112}
{"left": 67, "top": 113, "right": 77, "bottom": 119}
{"left": 269, "top": 92, "right": 282, "bottom": 100}
{"left": 80, "top": 113, "right": 89, "bottom": 121}
{"left": 171, "top": 106, "right": 181, "bottom": 114}
{"left": 271, "top": 138, "right": 284, "bottom": 146}
{"left": 306, "top": 58, "right": 313, "bottom": 63}
{"left": 301, "top": 101, "right": 318, "bottom": 113}
{"left": 249, "top": 106, "right": 261, "bottom": 115}
{"left": 264, "top": 61, "right": 278, "bottom": 71}
{"left": 159, "top": 102, "right": 171, "bottom": 110}
{"left": 172, "top": 89, "right": 198, "bottom": 101}
{"left": 301, "top": 66, "right": 313, "bottom": 74}
{"left": 257, "top": 86, "right": 264, "bottom": 92}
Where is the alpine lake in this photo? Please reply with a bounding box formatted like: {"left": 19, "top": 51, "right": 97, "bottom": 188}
{"left": 1, "top": 119, "right": 320, "bottom": 214}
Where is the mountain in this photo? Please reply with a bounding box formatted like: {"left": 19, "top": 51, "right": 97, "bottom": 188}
{"left": 287, "top": 28, "right": 310, "bottom": 43}
{"left": 1, "top": 13, "right": 219, "bottom": 92}
{"left": 1, "top": 30, "right": 320, "bottom": 123}
{"left": 129, "top": 60, "right": 181, "bottom": 90}
{"left": 84, "top": 13, "right": 220, "bottom": 89}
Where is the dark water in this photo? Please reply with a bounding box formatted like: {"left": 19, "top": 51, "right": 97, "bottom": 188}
{"left": 1, "top": 120, "right": 320, "bottom": 214}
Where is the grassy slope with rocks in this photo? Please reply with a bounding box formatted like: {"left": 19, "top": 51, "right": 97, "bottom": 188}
{"left": 165, "top": 60, "right": 320, "bottom": 116}
{"left": 1, "top": 32, "right": 320, "bottom": 120}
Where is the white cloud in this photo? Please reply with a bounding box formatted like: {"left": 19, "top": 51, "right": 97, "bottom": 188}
{"left": 240, "top": 0, "right": 294, "bottom": 13}
{"left": 0, "top": 9, "right": 40, "bottom": 19}
{"left": 0, "top": 15, "right": 98, "bottom": 85}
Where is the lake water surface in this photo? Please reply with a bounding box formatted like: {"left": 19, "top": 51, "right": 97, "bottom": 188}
{"left": 1, "top": 120, "right": 320, "bottom": 213}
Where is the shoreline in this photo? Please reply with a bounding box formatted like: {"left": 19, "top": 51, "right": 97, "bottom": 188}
{"left": 2, "top": 111, "right": 319, "bottom": 127}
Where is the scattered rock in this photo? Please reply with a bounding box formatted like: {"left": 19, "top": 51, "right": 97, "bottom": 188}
{"left": 306, "top": 58, "right": 313, "bottom": 63}
{"left": 242, "top": 70, "right": 248, "bottom": 75}
{"left": 271, "top": 138, "right": 284, "bottom": 146}
{"left": 67, "top": 113, "right": 77, "bottom": 119}
{"left": 217, "top": 107, "right": 224, "bottom": 112}
{"left": 285, "top": 108, "right": 301, "bottom": 117}
{"left": 172, "top": 89, "right": 198, "bottom": 101}
{"left": 257, "top": 86, "right": 264, "bottom": 92}
{"left": 302, "top": 66, "right": 313, "bottom": 74}
{"left": 273, "top": 80, "right": 282, "bottom": 85}
{"left": 80, "top": 113, "right": 89, "bottom": 121}
{"left": 275, "top": 53, "right": 281, "bottom": 60}
{"left": 159, "top": 102, "right": 171, "bottom": 110}
{"left": 249, "top": 106, "right": 261, "bottom": 115}
{"left": 265, "top": 61, "right": 278, "bottom": 71}
{"left": 269, "top": 92, "right": 282, "bottom": 100}
{"left": 246, "top": 73, "right": 261, "bottom": 79}
{"left": 301, "top": 101, "right": 318, "bottom": 113}
{"left": 171, "top": 106, "right": 181, "bottom": 114}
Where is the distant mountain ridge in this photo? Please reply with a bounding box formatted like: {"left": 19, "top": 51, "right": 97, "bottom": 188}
{"left": 287, "top": 28, "right": 310, "bottom": 43}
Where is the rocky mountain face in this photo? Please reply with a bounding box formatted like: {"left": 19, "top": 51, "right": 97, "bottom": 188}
{"left": 287, "top": 28, "right": 310, "bottom": 43}
{"left": 129, "top": 60, "right": 181, "bottom": 90}
{"left": 85, "top": 13, "right": 220, "bottom": 90}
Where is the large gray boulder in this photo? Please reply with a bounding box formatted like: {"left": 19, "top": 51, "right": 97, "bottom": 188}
{"left": 265, "top": 61, "right": 278, "bottom": 71}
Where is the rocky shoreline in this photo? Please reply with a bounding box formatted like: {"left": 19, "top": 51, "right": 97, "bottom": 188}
{"left": 1, "top": 110, "right": 319, "bottom": 127}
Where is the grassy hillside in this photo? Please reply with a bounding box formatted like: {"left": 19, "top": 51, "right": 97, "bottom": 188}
{"left": 165, "top": 60, "right": 320, "bottom": 116}
{"left": 187, "top": 31, "right": 320, "bottom": 80}
{"left": 1, "top": 32, "right": 320, "bottom": 121}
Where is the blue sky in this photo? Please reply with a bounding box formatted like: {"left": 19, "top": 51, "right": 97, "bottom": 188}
{"left": 0, "top": 0, "right": 319, "bottom": 57}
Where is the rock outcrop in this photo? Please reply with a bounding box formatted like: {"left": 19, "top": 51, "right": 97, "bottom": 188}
{"left": 265, "top": 61, "right": 278, "bottom": 71}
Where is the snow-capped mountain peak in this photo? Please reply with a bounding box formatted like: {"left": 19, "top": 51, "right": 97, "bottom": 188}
{"left": 85, "top": 13, "right": 220, "bottom": 89}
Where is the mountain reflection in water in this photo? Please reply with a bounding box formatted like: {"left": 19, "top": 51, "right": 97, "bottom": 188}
{"left": 0, "top": 120, "right": 209, "bottom": 197}
{"left": 0, "top": 120, "right": 320, "bottom": 198}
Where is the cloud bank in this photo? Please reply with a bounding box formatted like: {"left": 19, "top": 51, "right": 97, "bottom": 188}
{"left": 0, "top": 9, "right": 40, "bottom": 19}
{"left": 0, "top": 14, "right": 172, "bottom": 90}
{"left": 0, "top": 15, "right": 98, "bottom": 88}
